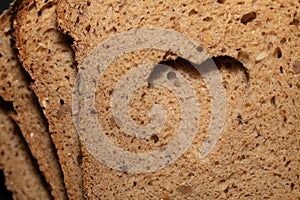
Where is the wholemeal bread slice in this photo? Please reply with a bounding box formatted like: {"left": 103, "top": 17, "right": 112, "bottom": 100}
{"left": 12, "top": 0, "right": 83, "bottom": 198}
{"left": 56, "top": 0, "right": 300, "bottom": 199}
{"left": 0, "top": 106, "right": 51, "bottom": 200}
{"left": 0, "top": 5, "right": 67, "bottom": 199}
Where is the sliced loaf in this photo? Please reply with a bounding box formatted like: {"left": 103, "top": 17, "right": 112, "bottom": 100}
{"left": 56, "top": 0, "right": 300, "bottom": 199}
{"left": 12, "top": 0, "right": 83, "bottom": 198}
{"left": 0, "top": 106, "right": 51, "bottom": 200}
{"left": 0, "top": 5, "right": 67, "bottom": 199}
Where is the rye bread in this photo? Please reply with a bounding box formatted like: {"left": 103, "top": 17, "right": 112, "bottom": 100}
{"left": 56, "top": 0, "right": 300, "bottom": 199}
{"left": 12, "top": 0, "right": 83, "bottom": 199}
{"left": 0, "top": 5, "right": 67, "bottom": 199}
{"left": 0, "top": 107, "right": 51, "bottom": 200}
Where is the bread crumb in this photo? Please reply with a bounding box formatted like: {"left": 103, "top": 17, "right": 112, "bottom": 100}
{"left": 255, "top": 52, "right": 268, "bottom": 62}
{"left": 42, "top": 98, "right": 48, "bottom": 108}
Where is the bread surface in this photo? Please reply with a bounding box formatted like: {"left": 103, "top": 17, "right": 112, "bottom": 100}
{"left": 12, "top": 0, "right": 83, "bottom": 199}
{"left": 0, "top": 5, "right": 67, "bottom": 199}
{"left": 56, "top": 0, "right": 300, "bottom": 199}
{"left": 0, "top": 107, "right": 51, "bottom": 200}
{"left": 4, "top": 0, "right": 299, "bottom": 199}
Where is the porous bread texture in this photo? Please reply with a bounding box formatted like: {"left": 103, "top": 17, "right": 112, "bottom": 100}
{"left": 96, "top": 50, "right": 212, "bottom": 154}
{"left": 0, "top": 108, "right": 51, "bottom": 200}
{"left": 56, "top": 0, "right": 300, "bottom": 199}
{"left": 12, "top": 0, "right": 83, "bottom": 199}
{"left": 0, "top": 6, "right": 67, "bottom": 200}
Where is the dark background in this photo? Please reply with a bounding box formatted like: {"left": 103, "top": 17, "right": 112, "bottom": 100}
{"left": 1, "top": 1, "right": 14, "bottom": 200}
{"left": 0, "top": 0, "right": 12, "bottom": 14}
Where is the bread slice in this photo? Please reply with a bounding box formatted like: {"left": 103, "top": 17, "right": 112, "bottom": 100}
{"left": 56, "top": 0, "right": 300, "bottom": 199}
{"left": 0, "top": 5, "right": 67, "bottom": 200}
{"left": 12, "top": 0, "right": 83, "bottom": 198}
{"left": 0, "top": 107, "right": 51, "bottom": 200}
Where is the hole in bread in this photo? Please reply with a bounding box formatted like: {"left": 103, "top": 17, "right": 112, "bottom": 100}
{"left": 280, "top": 66, "right": 283, "bottom": 73}
{"left": 132, "top": 181, "right": 137, "bottom": 187}
{"left": 27, "top": 2, "right": 36, "bottom": 14}
{"left": 159, "top": 57, "right": 201, "bottom": 77}
{"left": 240, "top": 12, "right": 257, "bottom": 25}
{"left": 217, "top": 0, "right": 225, "bottom": 4}
{"left": 150, "top": 134, "right": 159, "bottom": 143}
{"left": 37, "top": 2, "right": 54, "bottom": 18}
{"left": 271, "top": 96, "right": 276, "bottom": 107}
{"left": 274, "top": 47, "right": 282, "bottom": 58}
{"left": 280, "top": 38, "right": 287, "bottom": 44}
{"left": 213, "top": 56, "right": 249, "bottom": 89}
{"left": 289, "top": 18, "right": 299, "bottom": 26}
{"left": 188, "top": 9, "right": 198, "bottom": 16}
{"left": 237, "top": 114, "right": 243, "bottom": 125}
{"left": 223, "top": 187, "right": 229, "bottom": 193}
{"left": 85, "top": 24, "right": 91, "bottom": 32}
{"left": 291, "top": 183, "right": 295, "bottom": 191}
{"left": 203, "top": 16, "right": 213, "bottom": 22}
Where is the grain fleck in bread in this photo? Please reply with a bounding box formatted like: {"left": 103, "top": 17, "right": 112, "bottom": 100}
{"left": 56, "top": 0, "right": 300, "bottom": 199}
{"left": 0, "top": 107, "right": 51, "bottom": 200}
{"left": 0, "top": 5, "right": 67, "bottom": 200}
{"left": 12, "top": 0, "right": 83, "bottom": 198}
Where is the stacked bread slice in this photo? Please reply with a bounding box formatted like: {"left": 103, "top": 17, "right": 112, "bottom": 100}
{"left": 0, "top": 106, "right": 52, "bottom": 199}
{"left": 13, "top": 0, "right": 83, "bottom": 198}
{"left": 0, "top": 4, "right": 67, "bottom": 199}
{"left": 0, "top": 0, "right": 299, "bottom": 199}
